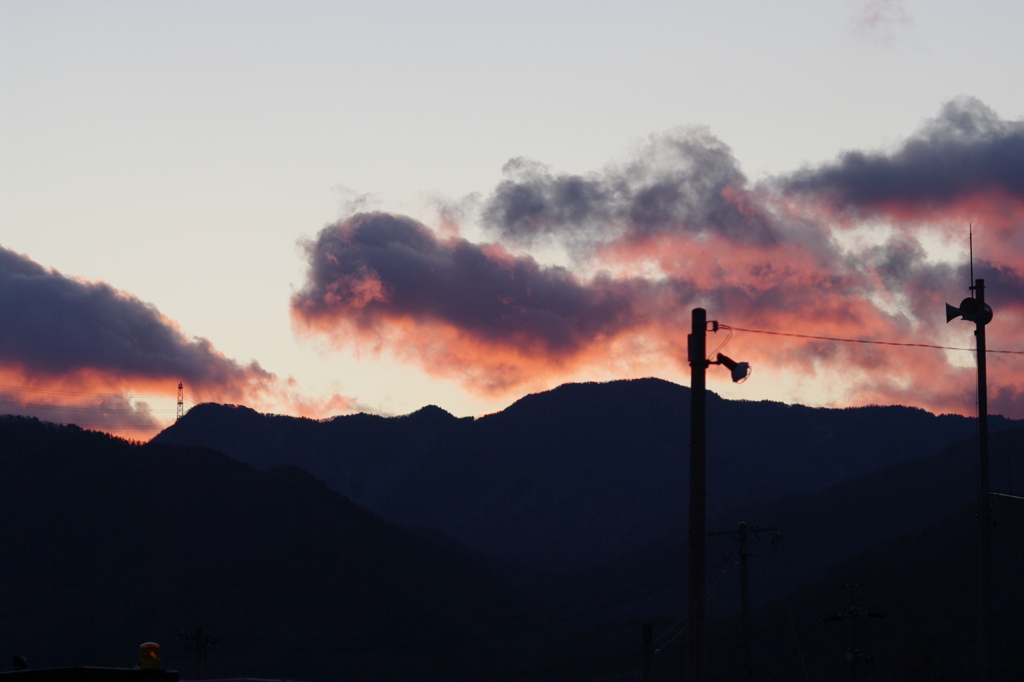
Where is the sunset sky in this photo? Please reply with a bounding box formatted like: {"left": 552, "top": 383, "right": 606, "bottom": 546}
{"left": 3, "top": 0, "right": 1024, "bottom": 437}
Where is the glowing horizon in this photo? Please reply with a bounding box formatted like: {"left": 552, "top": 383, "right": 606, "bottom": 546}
{"left": 3, "top": 1, "right": 1024, "bottom": 437}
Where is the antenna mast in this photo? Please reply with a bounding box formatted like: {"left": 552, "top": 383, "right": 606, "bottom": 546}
{"left": 176, "top": 382, "right": 184, "bottom": 421}
{"left": 970, "top": 224, "right": 975, "bottom": 296}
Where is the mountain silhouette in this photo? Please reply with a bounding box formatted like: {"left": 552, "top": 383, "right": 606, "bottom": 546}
{"left": 156, "top": 378, "right": 1020, "bottom": 572}
{"left": 0, "top": 416, "right": 527, "bottom": 682}
{"left": 5, "top": 379, "right": 1024, "bottom": 680}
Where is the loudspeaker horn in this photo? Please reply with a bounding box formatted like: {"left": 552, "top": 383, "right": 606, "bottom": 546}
{"left": 945, "top": 297, "right": 991, "bottom": 325}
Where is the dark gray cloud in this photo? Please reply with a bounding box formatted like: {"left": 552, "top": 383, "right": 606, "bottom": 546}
{"left": 291, "top": 99, "right": 1024, "bottom": 413}
{"left": 290, "top": 213, "right": 947, "bottom": 354}
{"left": 0, "top": 245, "right": 273, "bottom": 392}
{"left": 783, "top": 97, "right": 1024, "bottom": 209}
{"left": 291, "top": 213, "right": 686, "bottom": 355}
{"left": 481, "top": 128, "right": 780, "bottom": 248}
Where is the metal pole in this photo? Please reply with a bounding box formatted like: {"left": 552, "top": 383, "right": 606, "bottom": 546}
{"left": 975, "top": 278, "right": 992, "bottom": 682}
{"left": 688, "top": 308, "right": 707, "bottom": 682}
{"left": 710, "top": 522, "right": 777, "bottom": 680}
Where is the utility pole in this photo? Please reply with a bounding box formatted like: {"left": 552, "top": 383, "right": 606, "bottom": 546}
{"left": 687, "top": 308, "right": 708, "bottom": 682}
{"left": 178, "top": 626, "right": 218, "bottom": 680}
{"left": 946, "top": 277, "right": 994, "bottom": 681}
{"left": 974, "top": 279, "right": 993, "bottom": 682}
{"left": 974, "top": 278, "right": 991, "bottom": 679}
{"left": 824, "top": 586, "right": 884, "bottom": 682}
{"left": 709, "top": 522, "right": 778, "bottom": 682}
{"left": 176, "top": 382, "right": 185, "bottom": 421}
{"left": 686, "top": 308, "right": 751, "bottom": 682}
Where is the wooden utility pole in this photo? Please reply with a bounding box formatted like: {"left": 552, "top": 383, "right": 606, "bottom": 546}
{"left": 686, "top": 308, "right": 750, "bottom": 681}
{"left": 709, "top": 522, "right": 777, "bottom": 682}
{"left": 178, "top": 626, "right": 218, "bottom": 680}
{"left": 687, "top": 308, "right": 708, "bottom": 682}
{"left": 824, "top": 587, "right": 884, "bottom": 682}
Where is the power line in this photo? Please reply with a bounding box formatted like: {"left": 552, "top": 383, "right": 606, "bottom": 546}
{"left": 725, "top": 326, "right": 1024, "bottom": 355}
{"left": 651, "top": 614, "right": 686, "bottom": 649}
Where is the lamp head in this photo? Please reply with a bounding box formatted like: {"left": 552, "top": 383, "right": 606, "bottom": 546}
{"left": 716, "top": 353, "right": 752, "bottom": 383}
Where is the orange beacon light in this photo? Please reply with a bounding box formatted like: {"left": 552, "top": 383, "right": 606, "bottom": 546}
{"left": 139, "top": 642, "right": 160, "bottom": 670}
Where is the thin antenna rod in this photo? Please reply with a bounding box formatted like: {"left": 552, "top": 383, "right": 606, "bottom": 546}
{"left": 970, "top": 224, "right": 975, "bottom": 297}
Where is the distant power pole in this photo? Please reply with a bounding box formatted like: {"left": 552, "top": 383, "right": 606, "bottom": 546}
{"left": 178, "top": 626, "right": 218, "bottom": 680}
{"left": 709, "top": 522, "right": 778, "bottom": 682}
{"left": 176, "top": 382, "right": 184, "bottom": 421}
{"left": 824, "top": 586, "right": 884, "bottom": 682}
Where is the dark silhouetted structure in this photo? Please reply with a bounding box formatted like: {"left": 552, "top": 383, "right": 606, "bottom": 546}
{"left": 946, "top": 277, "right": 994, "bottom": 682}
{"left": 709, "top": 522, "right": 778, "bottom": 682}
{"left": 687, "top": 308, "right": 750, "bottom": 682}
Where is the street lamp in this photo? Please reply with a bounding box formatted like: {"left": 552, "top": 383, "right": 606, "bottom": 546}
{"left": 715, "top": 353, "right": 751, "bottom": 384}
{"left": 687, "top": 308, "right": 750, "bottom": 682}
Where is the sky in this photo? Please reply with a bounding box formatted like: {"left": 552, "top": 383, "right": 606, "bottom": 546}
{"left": 3, "top": 0, "right": 1024, "bottom": 438}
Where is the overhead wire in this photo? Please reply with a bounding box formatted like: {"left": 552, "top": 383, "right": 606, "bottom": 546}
{"left": 726, "top": 326, "right": 1024, "bottom": 355}
{"left": 707, "top": 324, "right": 734, "bottom": 361}
{"left": 653, "top": 558, "right": 736, "bottom": 656}
{"left": 651, "top": 613, "right": 687, "bottom": 649}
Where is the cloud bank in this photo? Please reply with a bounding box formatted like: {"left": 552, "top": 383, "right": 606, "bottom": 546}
{"left": 783, "top": 98, "right": 1024, "bottom": 215}
{"left": 0, "top": 245, "right": 279, "bottom": 433}
{"left": 481, "top": 127, "right": 779, "bottom": 248}
{"left": 292, "top": 98, "right": 1024, "bottom": 418}
{"left": 291, "top": 212, "right": 690, "bottom": 393}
